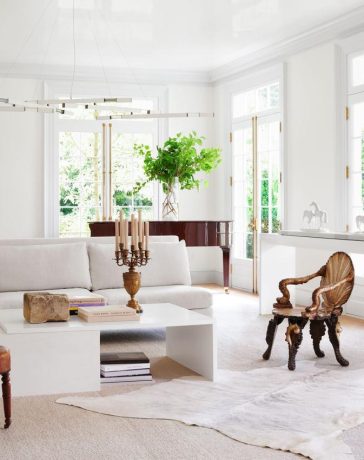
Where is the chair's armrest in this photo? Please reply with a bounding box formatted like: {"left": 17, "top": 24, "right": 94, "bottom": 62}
{"left": 274, "top": 265, "right": 326, "bottom": 308}
{"left": 303, "top": 274, "right": 354, "bottom": 319}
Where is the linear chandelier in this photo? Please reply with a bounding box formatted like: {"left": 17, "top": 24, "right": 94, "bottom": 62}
{"left": 0, "top": 0, "right": 214, "bottom": 121}
{"left": 97, "top": 112, "right": 215, "bottom": 121}
{"left": 0, "top": 103, "right": 67, "bottom": 114}
{"left": 24, "top": 97, "right": 133, "bottom": 106}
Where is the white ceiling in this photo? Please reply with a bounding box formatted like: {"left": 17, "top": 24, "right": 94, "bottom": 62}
{"left": 0, "top": 0, "right": 364, "bottom": 74}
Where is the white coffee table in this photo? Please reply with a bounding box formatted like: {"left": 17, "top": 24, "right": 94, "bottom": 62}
{"left": 0, "top": 303, "right": 216, "bottom": 396}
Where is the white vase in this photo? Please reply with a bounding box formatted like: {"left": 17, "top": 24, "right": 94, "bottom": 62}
{"left": 162, "top": 178, "right": 179, "bottom": 221}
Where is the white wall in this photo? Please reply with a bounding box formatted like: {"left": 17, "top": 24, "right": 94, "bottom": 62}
{"left": 285, "top": 43, "right": 338, "bottom": 231}
{"left": 167, "top": 84, "right": 219, "bottom": 220}
{"left": 0, "top": 78, "right": 44, "bottom": 238}
{"left": 167, "top": 84, "right": 224, "bottom": 282}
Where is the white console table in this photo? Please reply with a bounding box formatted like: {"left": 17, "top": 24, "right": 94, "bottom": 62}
{"left": 260, "top": 231, "right": 364, "bottom": 316}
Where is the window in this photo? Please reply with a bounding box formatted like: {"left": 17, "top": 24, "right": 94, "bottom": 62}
{"left": 232, "top": 81, "right": 279, "bottom": 119}
{"left": 350, "top": 53, "right": 364, "bottom": 88}
{"left": 111, "top": 131, "right": 155, "bottom": 220}
{"left": 347, "top": 51, "right": 364, "bottom": 232}
{"left": 231, "top": 81, "right": 281, "bottom": 261}
{"left": 59, "top": 131, "right": 102, "bottom": 237}
{"left": 230, "top": 76, "right": 282, "bottom": 293}
{"left": 55, "top": 98, "right": 159, "bottom": 237}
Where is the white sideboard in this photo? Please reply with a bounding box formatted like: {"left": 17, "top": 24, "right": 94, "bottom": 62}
{"left": 260, "top": 232, "right": 364, "bottom": 318}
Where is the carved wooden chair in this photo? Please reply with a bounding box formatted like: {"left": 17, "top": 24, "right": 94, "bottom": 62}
{"left": 262, "top": 252, "right": 354, "bottom": 371}
{"left": 0, "top": 346, "right": 11, "bottom": 428}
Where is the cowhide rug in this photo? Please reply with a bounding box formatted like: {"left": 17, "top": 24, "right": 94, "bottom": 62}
{"left": 57, "top": 361, "right": 364, "bottom": 460}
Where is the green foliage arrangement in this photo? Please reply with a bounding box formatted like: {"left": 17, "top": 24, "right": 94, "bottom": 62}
{"left": 132, "top": 131, "right": 222, "bottom": 195}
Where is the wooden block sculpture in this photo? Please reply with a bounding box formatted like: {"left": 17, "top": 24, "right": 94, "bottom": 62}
{"left": 262, "top": 251, "right": 354, "bottom": 370}
{"left": 23, "top": 292, "right": 70, "bottom": 324}
{"left": 0, "top": 346, "right": 11, "bottom": 428}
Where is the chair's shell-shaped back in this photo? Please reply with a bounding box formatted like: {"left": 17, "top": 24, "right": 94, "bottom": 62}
{"left": 321, "top": 252, "right": 354, "bottom": 309}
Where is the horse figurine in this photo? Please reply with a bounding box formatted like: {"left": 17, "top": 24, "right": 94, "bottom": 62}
{"left": 303, "top": 209, "right": 314, "bottom": 223}
{"left": 356, "top": 215, "right": 364, "bottom": 232}
{"left": 310, "top": 201, "right": 327, "bottom": 225}
{"left": 302, "top": 202, "right": 327, "bottom": 230}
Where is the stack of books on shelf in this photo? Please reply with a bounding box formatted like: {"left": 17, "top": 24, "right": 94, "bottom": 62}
{"left": 100, "top": 352, "right": 152, "bottom": 383}
{"left": 68, "top": 295, "right": 107, "bottom": 315}
{"left": 78, "top": 305, "right": 139, "bottom": 322}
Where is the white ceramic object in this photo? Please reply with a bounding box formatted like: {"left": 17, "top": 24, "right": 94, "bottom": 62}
{"left": 302, "top": 201, "right": 328, "bottom": 231}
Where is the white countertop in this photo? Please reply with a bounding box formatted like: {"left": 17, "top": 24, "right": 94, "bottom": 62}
{"left": 0, "top": 303, "right": 213, "bottom": 335}
{"left": 280, "top": 230, "right": 364, "bottom": 241}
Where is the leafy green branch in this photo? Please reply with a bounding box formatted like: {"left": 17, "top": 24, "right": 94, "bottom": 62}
{"left": 132, "top": 131, "right": 222, "bottom": 195}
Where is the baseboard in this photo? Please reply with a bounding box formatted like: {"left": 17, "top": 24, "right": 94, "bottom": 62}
{"left": 191, "top": 270, "right": 223, "bottom": 285}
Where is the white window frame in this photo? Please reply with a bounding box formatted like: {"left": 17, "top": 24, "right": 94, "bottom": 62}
{"left": 336, "top": 32, "right": 364, "bottom": 290}
{"left": 44, "top": 80, "right": 167, "bottom": 237}
{"left": 336, "top": 32, "right": 364, "bottom": 232}
{"left": 222, "top": 63, "right": 285, "bottom": 291}
{"left": 224, "top": 64, "right": 286, "bottom": 235}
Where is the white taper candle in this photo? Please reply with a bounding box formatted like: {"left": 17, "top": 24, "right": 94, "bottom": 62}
{"left": 145, "top": 221, "right": 149, "bottom": 250}
{"left": 115, "top": 219, "right": 119, "bottom": 251}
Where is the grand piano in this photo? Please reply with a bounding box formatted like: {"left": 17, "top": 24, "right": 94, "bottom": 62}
{"left": 89, "top": 220, "right": 233, "bottom": 292}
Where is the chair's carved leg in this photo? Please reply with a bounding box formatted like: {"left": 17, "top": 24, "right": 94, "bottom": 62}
{"left": 262, "top": 316, "right": 284, "bottom": 360}
{"left": 309, "top": 320, "right": 326, "bottom": 358}
{"left": 2, "top": 371, "right": 11, "bottom": 429}
{"left": 286, "top": 318, "right": 308, "bottom": 371}
{"left": 325, "top": 316, "right": 349, "bottom": 367}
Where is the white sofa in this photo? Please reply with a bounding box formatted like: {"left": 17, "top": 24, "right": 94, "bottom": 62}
{"left": 0, "top": 236, "right": 212, "bottom": 310}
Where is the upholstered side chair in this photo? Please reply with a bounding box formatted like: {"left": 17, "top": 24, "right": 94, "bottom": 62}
{"left": 0, "top": 346, "right": 11, "bottom": 428}
{"left": 262, "top": 252, "right": 354, "bottom": 371}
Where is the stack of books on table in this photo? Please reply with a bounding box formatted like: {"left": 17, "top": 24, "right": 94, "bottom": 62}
{"left": 68, "top": 295, "right": 107, "bottom": 315}
{"left": 100, "top": 352, "right": 152, "bottom": 383}
{"left": 78, "top": 305, "right": 139, "bottom": 322}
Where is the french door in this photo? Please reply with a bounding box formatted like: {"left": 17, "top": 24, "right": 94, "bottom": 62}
{"left": 347, "top": 91, "right": 364, "bottom": 232}
{"left": 231, "top": 113, "right": 281, "bottom": 292}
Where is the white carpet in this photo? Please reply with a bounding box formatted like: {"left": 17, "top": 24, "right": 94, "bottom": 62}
{"left": 57, "top": 360, "right": 364, "bottom": 460}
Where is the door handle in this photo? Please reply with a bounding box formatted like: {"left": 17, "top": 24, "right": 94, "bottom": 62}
{"left": 248, "top": 218, "right": 257, "bottom": 232}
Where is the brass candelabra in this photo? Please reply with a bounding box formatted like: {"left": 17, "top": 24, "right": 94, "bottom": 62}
{"left": 114, "top": 243, "right": 150, "bottom": 314}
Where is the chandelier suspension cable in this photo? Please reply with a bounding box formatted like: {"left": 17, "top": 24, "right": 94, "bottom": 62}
{"left": 0, "top": 0, "right": 53, "bottom": 90}
{"left": 88, "top": 9, "right": 112, "bottom": 98}
{"left": 70, "top": 0, "right": 77, "bottom": 100}
{"left": 31, "top": 5, "right": 60, "bottom": 101}
{"left": 99, "top": 6, "right": 146, "bottom": 99}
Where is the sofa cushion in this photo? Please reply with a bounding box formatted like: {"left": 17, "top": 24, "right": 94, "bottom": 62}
{"left": 88, "top": 241, "right": 191, "bottom": 291}
{"left": 0, "top": 242, "right": 91, "bottom": 292}
{"left": 94, "top": 285, "right": 212, "bottom": 310}
{"left": 0, "top": 288, "right": 93, "bottom": 309}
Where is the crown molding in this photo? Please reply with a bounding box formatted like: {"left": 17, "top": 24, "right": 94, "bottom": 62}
{"left": 0, "top": 63, "right": 211, "bottom": 86}
{"left": 210, "top": 6, "right": 364, "bottom": 84}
